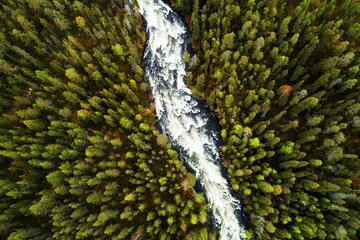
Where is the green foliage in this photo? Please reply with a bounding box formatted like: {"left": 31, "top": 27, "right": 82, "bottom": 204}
{"left": 279, "top": 142, "right": 294, "bottom": 155}
{"left": 0, "top": 1, "right": 211, "bottom": 239}
{"left": 178, "top": 0, "right": 360, "bottom": 238}
{"left": 120, "top": 117, "right": 133, "bottom": 130}
{"left": 2, "top": 0, "right": 360, "bottom": 239}
{"left": 139, "top": 122, "right": 150, "bottom": 132}
{"left": 156, "top": 134, "right": 169, "bottom": 148}
{"left": 249, "top": 138, "right": 260, "bottom": 149}
{"left": 111, "top": 44, "right": 125, "bottom": 62}
{"left": 184, "top": 51, "right": 190, "bottom": 63}
{"left": 185, "top": 227, "right": 209, "bottom": 240}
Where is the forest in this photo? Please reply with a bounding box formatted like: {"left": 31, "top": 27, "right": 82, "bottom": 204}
{"left": 0, "top": 0, "right": 359, "bottom": 239}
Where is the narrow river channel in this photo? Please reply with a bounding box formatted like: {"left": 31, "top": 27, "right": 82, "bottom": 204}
{"left": 135, "top": 0, "right": 248, "bottom": 239}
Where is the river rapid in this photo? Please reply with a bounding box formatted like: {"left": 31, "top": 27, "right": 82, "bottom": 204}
{"left": 134, "top": 0, "right": 248, "bottom": 239}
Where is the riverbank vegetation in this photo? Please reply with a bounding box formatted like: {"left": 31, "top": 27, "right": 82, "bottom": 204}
{"left": 1, "top": 0, "right": 359, "bottom": 239}
{"left": 0, "top": 0, "right": 215, "bottom": 239}
{"left": 175, "top": 0, "right": 360, "bottom": 239}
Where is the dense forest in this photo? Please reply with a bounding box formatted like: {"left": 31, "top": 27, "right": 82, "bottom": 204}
{"left": 0, "top": 0, "right": 214, "bottom": 239}
{"left": 0, "top": 0, "right": 359, "bottom": 240}
{"left": 176, "top": 0, "right": 360, "bottom": 239}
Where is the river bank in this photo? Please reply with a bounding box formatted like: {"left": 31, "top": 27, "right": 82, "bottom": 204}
{"left": 136, "top": 0, "right": 249, "bottom": 238}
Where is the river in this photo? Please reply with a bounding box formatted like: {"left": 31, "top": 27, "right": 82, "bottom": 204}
{"left": 134, "top": 0, "right": 248, "bottom": 239}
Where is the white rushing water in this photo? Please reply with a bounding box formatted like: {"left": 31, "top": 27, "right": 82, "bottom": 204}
{"left": 135, "top": 0, "right": 247, "bottom": 239}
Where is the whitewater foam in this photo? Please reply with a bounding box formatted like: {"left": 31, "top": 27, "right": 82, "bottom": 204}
{"left": 134, "top": 0, "right": 248, "bottom": 239}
